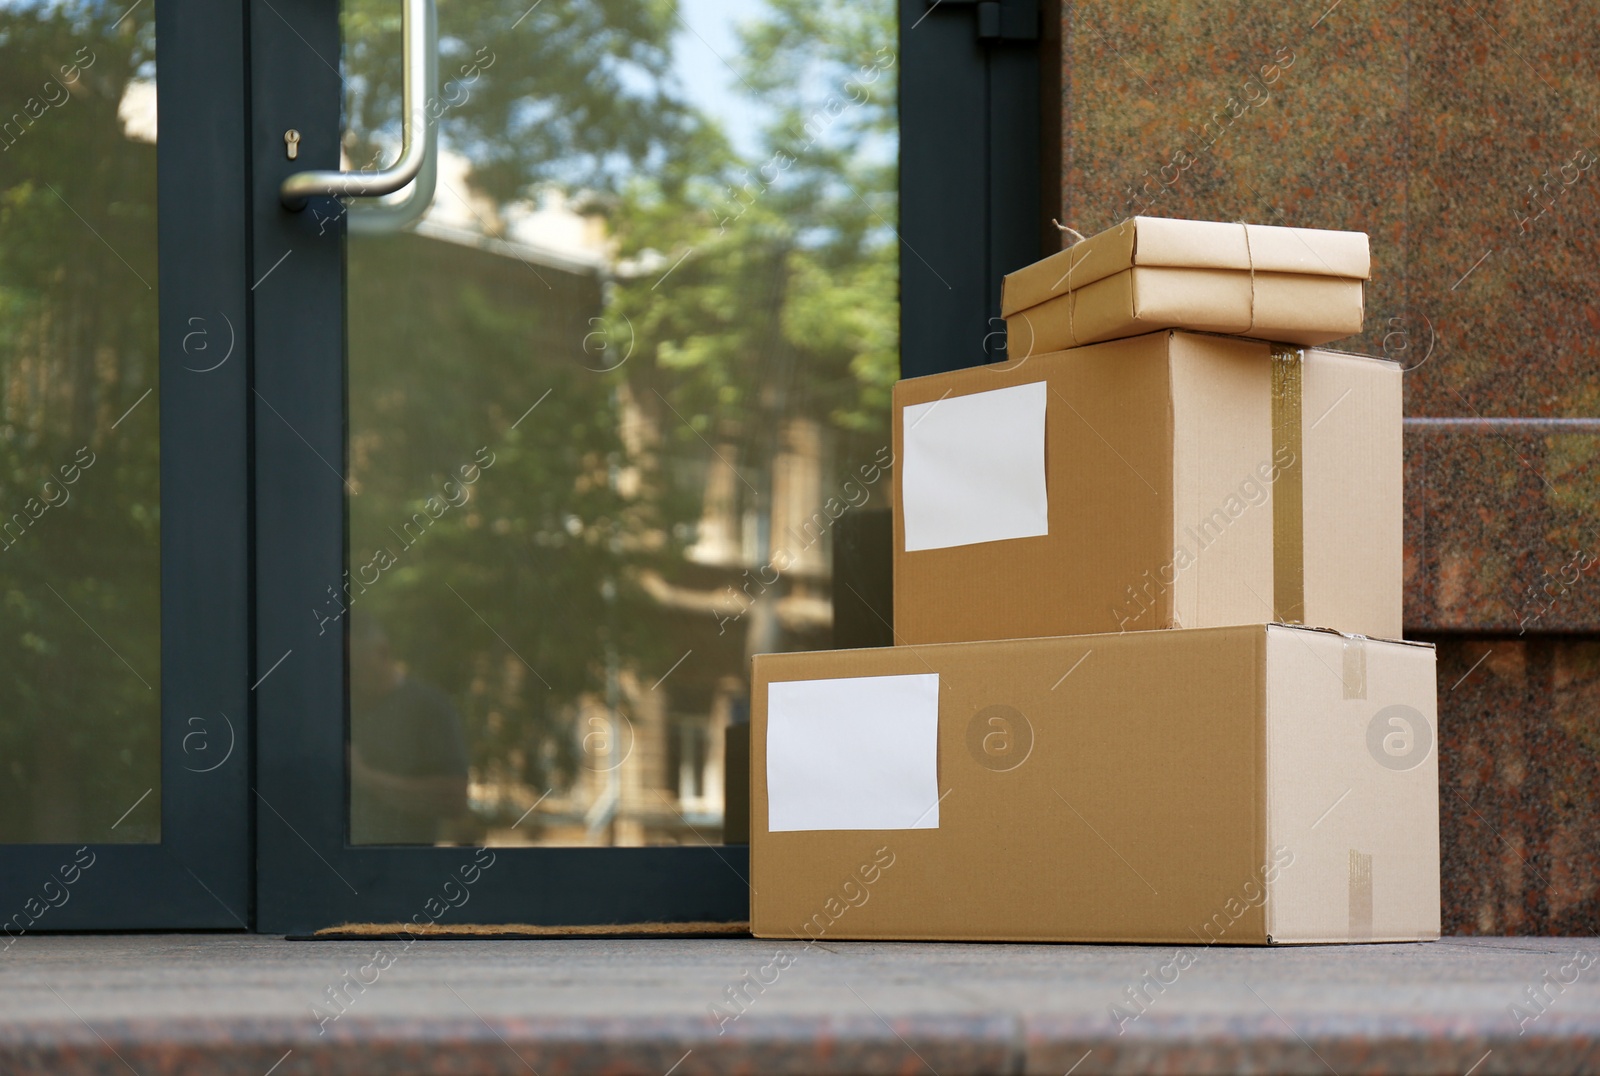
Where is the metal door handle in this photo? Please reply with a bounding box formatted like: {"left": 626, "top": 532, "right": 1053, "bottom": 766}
{"left": 348, "top": 0, "right": 438, "bottom": 233}
{"left": 280, "top": 0, "right": 435, "bottom": 210}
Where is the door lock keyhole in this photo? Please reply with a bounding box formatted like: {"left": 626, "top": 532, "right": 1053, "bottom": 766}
{"left": 283, "top": 129, "right": 301, "bottom": 161}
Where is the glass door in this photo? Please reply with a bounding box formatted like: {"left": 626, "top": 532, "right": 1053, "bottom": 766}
{"left": 250, "top": 0, "right": 1042, "bottom": 933}
{"left": 0, "top": 0, "right": 252, "bottom": 931}
{"left": 338, "top": 0, "right": 905, "bottom": 854}
{"left": 0, "top": 0, "right": 1041, "bottom": 935}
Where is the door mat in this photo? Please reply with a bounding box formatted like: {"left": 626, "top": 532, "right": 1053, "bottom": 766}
{"left": 289, "top": 921, "right": 752, "bottom": 941}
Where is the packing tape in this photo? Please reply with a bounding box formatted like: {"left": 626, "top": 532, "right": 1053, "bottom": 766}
{"left": 1348, "top": 849, "right": 1374, "bottom": 941}
{"left": 1342, "top": 635, "right": 1368, "bottom": 700}
{"left": 1270, "top": 344, "right": 1306, "bottom": 624}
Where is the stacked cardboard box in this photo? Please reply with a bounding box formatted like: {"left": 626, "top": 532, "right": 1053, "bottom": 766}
{"left": 750, "top": 218, "right": 1440, "bottom": 945}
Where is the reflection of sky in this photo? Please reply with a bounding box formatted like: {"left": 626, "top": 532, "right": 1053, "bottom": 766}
{"left": 0, "top": 0, "right": 146, "bottom": 21}
{"left": 671, "top": 0, "right": 773, "bottom": 162}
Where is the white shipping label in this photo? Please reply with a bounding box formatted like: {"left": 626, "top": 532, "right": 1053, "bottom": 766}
{"left": 766, "top": 673, "right": 941, "bottom": 832}
{"left": 901, "top": 381, "right": 1049, "bottom": 551}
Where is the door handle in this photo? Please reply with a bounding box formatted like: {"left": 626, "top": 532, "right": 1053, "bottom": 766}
{"left": 348, "top": 0, "right": 438, "bottom": 233}
{"left": 279, "top": 0, "right": 436, "bottom": 212}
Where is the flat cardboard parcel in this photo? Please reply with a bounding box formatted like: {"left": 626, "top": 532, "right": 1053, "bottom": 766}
{"left": 1000, "top": 217, "right": 1371, "bottom": 352}
{"left": 751, "top": 625, "right": 1440, "bottom": 945}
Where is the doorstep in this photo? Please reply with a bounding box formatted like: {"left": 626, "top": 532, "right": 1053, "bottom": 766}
{"left": 1, "top": 935, "right": 1597, "bottom": 1075}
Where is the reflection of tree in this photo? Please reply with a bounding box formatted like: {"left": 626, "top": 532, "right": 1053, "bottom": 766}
{"left": 606, "top": 0, "right": 899, "bottom": 663}
{"left": 342, "top": 0, "right": 720, "bottom": 200}
{"left": 610, "top": 0, "right": 898, "bottom": 439}
{"left": 0, "top": 2, "right": 160, "bottom": 842}
{"left": 346, "top": 235, "right": 662, "bottom": 798}
{"left": 343, "top": 0, "right": 898, "bottom": 831}
{"left": 0, "top": 0, "right": 895, "bottom": 842}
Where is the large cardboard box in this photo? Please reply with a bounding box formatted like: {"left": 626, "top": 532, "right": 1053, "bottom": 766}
{"left": 892, "top": 330, "right": 1401, "bottom": 644}
{"left": 750, "top": 625, "right": 1440, "bottom": 944}
{"left": 1002, "top": 217, "right": 1370, "bottom": 354}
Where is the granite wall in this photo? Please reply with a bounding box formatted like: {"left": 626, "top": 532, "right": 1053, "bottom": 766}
{"left": 1054, "top": 0, "right": 1600, "bottom": 933}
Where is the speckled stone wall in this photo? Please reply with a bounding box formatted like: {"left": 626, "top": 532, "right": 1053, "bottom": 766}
{"left": 1057, "top": 1, "right": 1600, "bottom": 934}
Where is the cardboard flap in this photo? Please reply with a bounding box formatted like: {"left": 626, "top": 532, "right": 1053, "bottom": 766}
{"left": 1001, "top": 218, "right": 1371, "bottom": 317}
{"left": 1299, "top": 349, "right": 1403, "bottom": 640}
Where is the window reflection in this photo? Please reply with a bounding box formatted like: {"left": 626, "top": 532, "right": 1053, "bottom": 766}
{"left": 0, "top": 0, "right": 160, "bottom": 844}
{"left": 349, "top": 614, "right": 473, "bottom": 845}
{"left": 343, "top": 0, "right": 898, "bottom": 845}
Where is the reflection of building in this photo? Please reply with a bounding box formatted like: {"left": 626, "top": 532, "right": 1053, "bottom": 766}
{"left": 371, "top": 173, "right": 853, "bottom": 849}
{"left": 484, "top": 409, "right": 843, "bottom": 848}
{"left": 554, "top": 415, "right": 841, "bottom": 848}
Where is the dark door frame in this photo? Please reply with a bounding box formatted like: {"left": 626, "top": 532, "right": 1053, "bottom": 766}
{"left": 247, "top": 0, "right": 754, "bottom": 935}
{"left": 0, "top": 0, "right": 254, "bottom": 934}
{"left": 245, "top": 0, "right": 1048, "bottom": 935}
{"left": 900, "top": 0, "right": 1050, "bottom": 378}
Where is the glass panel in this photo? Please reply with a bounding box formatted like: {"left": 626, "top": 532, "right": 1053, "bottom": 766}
{"left": 342, "top": 0, "right": 897, "bottom": 845}
{"left": 0, "top": 0, "right": 160, "bottom": 843}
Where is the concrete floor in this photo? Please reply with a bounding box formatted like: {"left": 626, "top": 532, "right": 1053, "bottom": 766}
{"left": 1, "top": 934, "right": 1598, "bottom": 1074}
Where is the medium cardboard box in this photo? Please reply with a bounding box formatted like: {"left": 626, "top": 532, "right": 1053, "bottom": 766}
{"left": 750, "top": 625, "right": 1440, "bottom": 944}
{"left": 892, "top": 330, "right": 1401, "bottom": 643}
{"left": 1002, "top": 217, "right": 1370, "bottom": 354}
